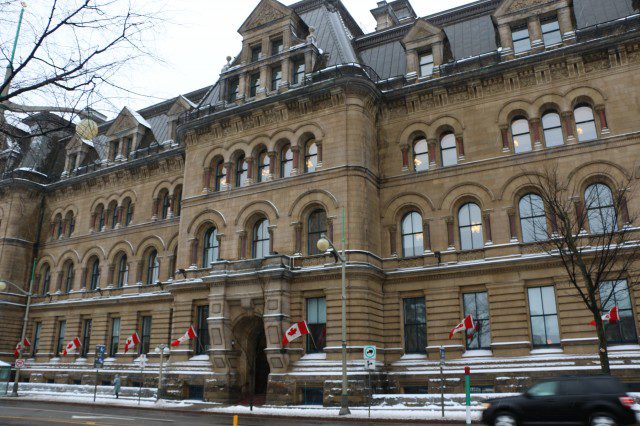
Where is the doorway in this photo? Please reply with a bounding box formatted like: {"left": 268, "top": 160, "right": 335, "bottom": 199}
{"left": 253, "top": 327, "right": 269, "bottom": 395}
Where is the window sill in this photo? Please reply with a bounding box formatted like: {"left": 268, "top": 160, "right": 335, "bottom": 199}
{"left": 608, "top": 344, "right": 640, "bottom": 352}
{"left": 462, "top": 349, "right": 493, "bottom": 358}
{"left": 301, "top": 353, "right": 326, "bottom": 360}
{"left": 530, "top": 348, "right": 563, "bottom": 355}
{"left": 399, "top": 353, "right": 428, "bottom": 360}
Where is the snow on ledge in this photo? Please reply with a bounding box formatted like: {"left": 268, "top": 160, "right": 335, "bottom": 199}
{"left": 608, "top": 344, "right": 640, "bottom": 352}
{"left": 188, "top": 354, "right": 210, "bottom": 361}
{"left": 462, "top": 350, "right": 493, "bottom": 358}
{"left": 400, "top": 354, "right": 428, "bottom": 360}
{"left": 301, "top": 353, "right": 327, "bottom": 360}
{"left": 530, "top": 348, "right": 564, "bottom": 355}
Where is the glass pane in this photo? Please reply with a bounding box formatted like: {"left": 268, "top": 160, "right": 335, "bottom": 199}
{"left": 577, "top": 122, "right": 598, "bottom": 142}
{"left": 463, "top": 293, "right": 477, "bottom": 316}
{"left": 544, "top": 127, "right": 564, "bottom": 147}
{"left": 512, "top": 118, "right": 530, "bottom": 136}
{"left": 442, "top": 147, "right": 457, "bottom": 167}
{"left": 471, "top": 225, "right": 484, "bottom": 248}
{"left": 477, "top": 293, "right": 489, "bottom": 319}
{"left": 521, "top": 218, "right": 536, "bottom": 243}
{"left": 542, "top": 20, "right": 561, "bottom": 46}
{"left": 460, "top": 228, "right": 472, "bottom": 251}
{"left": 544, "top": 315, "right": 560, "bottom": 345}
{"left": 529, "top": 381, "right": 558, "bottom": 397}
{"left": 318, "top": 298, "right": 326, "bottom": 323}
{"left": 528, "top": 288, "right": 543, "bottom": 316}
{"left": 411, "top": 212, "right": 422, "bottom": 231}
{"left": 403, "top": 235, "right": 414, "bottom": 256}
{"left": 620, "top": 316, "right": 638, "bottom": 342}
{"left": 541, "top": 286, "right": 557, "bottom": 314}
{"left": 513, "top": 37, "right": 531, "bottom": 54}
{"left": 531, "top": 316, "right": 546, "bottom": 346}
{"left": 469, "top": 204, "right": 481, "bottom": 224}
{"left": 459, "top": 204, "right": 471, "bottom": 226}
{"left": 414, "top": 152, "right": 428, "bottom": 171}
{"left": 574, "top": 106, "right": 594, "bottom": 123}
{"left": 441, "top": 133, "right": 456, "bottom": 149}
{"left": 307, "top": 298, "right": 318, "bottom": 323}
{"left": 413, "top": 234, "right": 424, "bottom": 254}
{"left": 514, "top": 133, "right": 532, "bottom": 154}
{"left": 542, "top": 112, "right": 561, "bottom": 128}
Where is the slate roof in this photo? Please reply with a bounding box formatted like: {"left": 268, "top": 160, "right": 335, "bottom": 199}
{"left": 574, "top": 0, "right": 638, "bottom": 28}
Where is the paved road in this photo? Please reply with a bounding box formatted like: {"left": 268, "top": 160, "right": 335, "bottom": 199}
{"left": 0, "top": 400, "right": 465, "bottom": 425}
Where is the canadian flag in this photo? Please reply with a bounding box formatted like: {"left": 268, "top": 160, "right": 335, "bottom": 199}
{"left": 124, "top": 332, "right": 140, "bottom": 354}
{"left": 281, "top": 321, "right": 310, "bottom": 346}
{"left": 62, "top": 337, "right": 81, "bottom": 356}
{"left": 13, "top": 338, "right": 31, "bottom": 358}
{"left": 589, "top": 306, "right": 619, "bottom": 326}
{"left": 449, "top": 314, "right": 475, "bottom": 340}
{"left": 171, "top": 325, "right": 197, "bottom": 347}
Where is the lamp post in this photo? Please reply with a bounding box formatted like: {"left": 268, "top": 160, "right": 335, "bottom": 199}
{"left": 0, "top": 275, "right": 34, "bottom": 397}
{"left": 155, "top": 344, "right": 169, "bottom": 400}
{"left": 316, "top": 210, "right": 350, "bottom": 416}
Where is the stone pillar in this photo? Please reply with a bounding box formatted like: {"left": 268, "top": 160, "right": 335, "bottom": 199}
{"left": 327, "top": 217, "right": 334, "bottom": 243}
{"left": 49, "top": 221, "right": 56, "bottom": 240}
{"left": 202, "top": 168, "right": 212, "bottom": 193}
{"left": 558, "top": 6, "right": 576, "bottom": 43}
{"left": 135, "top": 260, "right": 144, "bottom": 284}
{"left": 620, "top": 193, "right": 630, "bottom": 224}
{"left": 574, "top": 199, "right": 585, "bottom": 232}
{"left": 455, "top": 134, "right": 465, "bottom": 160}
{"left": 498, "top": 24, "right": 514, "bottom": 59}
{"left": 431, "top": 41, "right": 444, "bottom": 77}
{"left": 500, "top": 126, "right": 511, "bottom": 152}
{"left": 445, "top": 217, "right": 455, "bottom": 249}
{"left": 427, "top": 139, "right": 437, "bottom": 168}
{"left": 423, "top": 220, "right": 431, "bottom": 253}
{"left": 107, "top": 265, "right": 115, "bottom": 287}
{"left": 268, "top": 226, "right": 275, "bottom": 255}
{"left": 549, "top": 210, "right": 559, "bottom": 235}
{"left": 167, "top": 195, "right": 174, "bottom": 219}
{"left": 280, "top": 57, "right": 290, "bottom": 91}
{"left": 406, "top": 49, "right": 418, "bottom": 78}
{"left": 90, "top": 213, "right": 97, "bottom": 233}
{"left": 152, "top": 198, "right": 159, "bottom": 221}
{"left": 389, "top": 225, "right": 397, "bottom": 256}
{"left": 483, "top": 211, "right": 493, "bottom": 245}
{"left": 562, "top": 111, "right": 576, "bottom": 143}
{"left": 316, "top": 140, "right": 323, "bottom": 167}
{"left": 267, "top": 151, "right": 276, "bottom": 180}
{"left": 189, "top": 238, "right": 198, "bottom": 268}
{"left": 294, "top": 223, "right": 302, "bottom": 255}
{"left": 238, "top": 231, "right": 247, "bottom": 259}
{"left": 115, "top": 206, "right": 123, "bottom": 229}
{"left": 528, "top": 16, "right": 543, "bottom": 52}
{"left": 291, "top": 146, "right": 300, "bottom": 176}
{"left": 507, "top": 209, "right": 518, "bottom": 242}
{"left": 245, "top": 157, "right": 254, "bottom": 184}
{"left": 80, "top": 267, "right": 87, "bottom": 290}
{"left": 55, "top": 273, "right": 63, "bottom": 294}
{"left": 400, "top": 145, "right": 409, "bottom": 171}
{"left": 224, "top": 162, "right": 232, "bottom": 189}
{"left": 596, "top": 106, "right": 610, "bottom": 134}
{"left": 531, "top": 118, "right": 542, "bottom": 150}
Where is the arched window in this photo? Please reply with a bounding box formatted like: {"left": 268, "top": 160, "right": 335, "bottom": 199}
{"left": 257, "top": 150, "right": 270, "bottom": 183}
{"left": 307, "top": 209, "right": 327, "bottom": 255}
{"left": 173, "top": 187, "right": 182, "bottom": 217}
{"left": 541, "top": 111, "right": 563, "bottom": 147}
{"left": 413, "top": 138, "right": 428, "bottom": 172}
{"left": 585, "top": 183, "right": 617, "bottom": 233}
{"left": 458, "top": 203, "right": 483, "bottom": 250}
{"left": 401, "top": 212, "right": 424, "bottom": 257}
{"left": 280, "top": 145, "right": 293, "bottom": 178}
{"left": 440, "top": 133, "right": 457, "bottom": 167}
{"left": 202, "top": 227, "right": 219, "bottom": 267}
{"left": 519, "top": 194, "right": 547, "bottom": 243}
{"left": 305, "top": 141, "right": 317, "bottom": 173}
{"left": 236, "top": 155, "right": 248, "bottom": 187}
{"left": 574, "top": 104, "right": 597, "bottom": 142}
{"left": 63, "top": 262, "right": 74, "bottom": 293}
{"left": 252, "top": 219, "right": 270, "bottom": 259}
{"left": 116, "top": 254, "right": 128, "bottom": 288}
{"left": 110, "top": 202, "right": 118, "bottom": 229}
{"left": 55, "top": 215, "right": 63, "bottom": 238}
{"left": 97, "top": 205, "right": 105, "bottom": 230}
{"left": 214, "top": 160, "right": 226, "bottom": 191}
{"left": 65, "top": 212, "right": 75, "bottom": 237}
{"left": 124, "top": 199, "right": 134, "bottom": 226}
{"left": 40, "top": 265, "right": 51, "bottom": 295}
{"left": 89, "top": 258, "right": 101, "bottom": 290}
{"left": 161, "top": 191, "right": 170, "bottom": 220}
{"left": 146, "top": 250, "right": 159, "bottom": 285}
{"left": 511, "top": 116, "right": 532, "bottom": 154}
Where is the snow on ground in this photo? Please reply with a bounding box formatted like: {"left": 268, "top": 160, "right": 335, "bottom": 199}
{"left": 12, "top": 392, "right": 198, "bottom": 409}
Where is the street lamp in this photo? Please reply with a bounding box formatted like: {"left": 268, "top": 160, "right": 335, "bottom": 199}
{"left": 154, "top": 344, "right": 169, "bottom": 400}
{"left": 316, "top": 233, "right": 350, "bottom": 416}
{"left": 0, "top": 279, "right": 33, "bottom": 397}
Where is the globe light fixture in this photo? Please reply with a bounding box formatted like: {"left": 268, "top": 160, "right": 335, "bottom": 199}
{"left": 0, "top": 281, "right": 7, "bottom": 291}
{"left": 76, "top": 118, "right": 99, "bottom": 140}
{"left": 316, "top": 236, "right": 330, "bottom": 253}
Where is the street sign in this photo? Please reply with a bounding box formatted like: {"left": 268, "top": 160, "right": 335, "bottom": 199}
{"left": 15, "top": 359, "right": 24, "bottom": 368}
{"left": 94, "top": 344, "right": 106, "bottom": 368}
{"left": 363, "top": 345, "right": 376, "bottom": 360}
{"left": 365, "top": 359, "right": 376, "bottom": 371}
{"left": 139, "top": 354, "right": 147, "bottom": 368}
{"left": 439, "top": 346, "right": 446, "bottom": 363}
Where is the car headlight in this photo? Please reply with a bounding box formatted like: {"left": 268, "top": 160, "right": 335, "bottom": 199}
{"left": 482, "top": 403, "right": 492, "bottom": 410}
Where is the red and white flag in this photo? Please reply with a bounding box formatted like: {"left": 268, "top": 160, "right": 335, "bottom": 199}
{"left": 124, "top": 332, "right": 140, "bottom": 354}
{"left": 171, "top": 325, "right": 197, "bottom": 347}
{"left": 449, "top": 314, "right": 475, "bottom": 339}
{"left": 62, "top": 337, "right": 81, "bottom": 356}
{"left": 589, "top": 306, "right": 619, "bottom": 326}
{"left": 281, "top": 321, "right": 310, "bottom": 346}
{"left": 13, "top": 338, "right": 31, "bottom": 358}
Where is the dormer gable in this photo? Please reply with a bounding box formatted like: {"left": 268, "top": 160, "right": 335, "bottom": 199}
{"left": 167, "top": 95, "right": 195, "bottom": 141}
{"left": 401, "top": 19, "right": 445, "bottom": 49}
{"left": 495, "top": 0, "right": 561, "bottom": 19}
{"left": 238, "top": 0, "right": 294, "bottom": 36}
{"left": 106, "top": 106, "right": 151, "bottom": 138}
{"left": 402, "top": 19, "right": 447, "bottom": 80}
{"left": 105, "top": 106, "right": 152, "bottom": 162}
{"left": 62, "top": 134, "right": 99, "bottom": 176}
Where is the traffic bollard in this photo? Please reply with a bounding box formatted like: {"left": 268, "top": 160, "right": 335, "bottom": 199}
{"left": 233, "top": 414, "right": 238, "bottom": 426}
{"left": 464, "top": 366, "right": 471, "bottom": 426}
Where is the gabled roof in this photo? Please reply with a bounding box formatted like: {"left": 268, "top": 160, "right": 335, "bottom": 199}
{"left": 238, "top": 0, "right": 297, "bottom": 35}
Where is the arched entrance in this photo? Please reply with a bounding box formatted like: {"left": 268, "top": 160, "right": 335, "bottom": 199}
{"left": 232, "top": 315, "right": 270, "bottom": 403}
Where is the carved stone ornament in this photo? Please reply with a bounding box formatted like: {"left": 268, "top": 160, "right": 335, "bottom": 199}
{"left": 504, "top": 0, "right": 554, "bottom": 14}
{"left": 241, "top": 0, "right": 288, "bottom": 33}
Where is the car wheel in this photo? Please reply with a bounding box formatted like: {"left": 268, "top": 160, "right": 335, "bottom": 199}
{"left": 590, "top": 413, "right": 617, "bottom": 426}
{"left": 493, "top": 412, "right": 517, "bottom": 426}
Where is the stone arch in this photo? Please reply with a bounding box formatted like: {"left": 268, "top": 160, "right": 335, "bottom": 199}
{"left": 90, "top": 197, "right": 109, "bottom": 213}
{"left": 428, "top": 115, "right": 464, "bottom": 140}
{"left": 152, "top": 180, "right": 173, "bottom": 199}
{"left": 294, "top": 123, "right": 325, "bottom": 146}
{"left": 568, "top": 161, "right": 631, "bottom": 195}
{"left": 187, "top": 209, "right": 228, "bottom": 235}
{"left": 249, "top": 135, "right": 271, "bottom": 156}
{"left": 169, "top": 177, "right": 183, "bottom": 194}
{"left": 117, "top": 189, "right": 137, "bottom": 205}
{"left": 203, "top": 148, "right": 226, "bottom": 169}
{"left": 270, "top": 130, "right": 296, "bottom": 152}
{"left": 166, "top": 233, "right": 180, "bottom": 254}
{"left": 499, "top": 172, "right": 546, "bottom": 202}
{"left": 235, "top": 200, "right": 280, "bottom": 227}
{"left": 61, "top": 204, "right": 79, "bottom": 218}
{"left": 134, "top": 235, "right": 166, "bottom": 257}
{"left": 564, "top": 86, "right": 607, "bottom": 108}
{"left": 438, "top": 182, "right": 495, "bottom": 212}
{"left": 288, "top": 189, "right": 340, "bottom": 218}
{"left": 56, "top": 249, "right": 81, "bottom": 270}
{"left": 398, "top": 121, "right": 430, "bottom": 147}
{"left": 382, "top": 192, "right": 435, "bottom": 226}
{"left": 80, "top": 247, "right": 106, "bottom": 265}
{"left": 497, "top": 99, "right": 535, "bottom": 125}
{"left": 107, "top": 241, "right": 135, "bottom": 264}
{"left": 224, "top": 139, "right": 251, "bottom": 155}
{"left": 36, "top": 255, "right": 56, "bottom": 273}
{"left": 532, "top": 93, "right": 568, "bottom": 115}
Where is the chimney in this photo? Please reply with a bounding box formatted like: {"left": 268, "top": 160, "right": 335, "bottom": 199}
{"left": 370, "top": 1, "right": 399, "bottom": 31}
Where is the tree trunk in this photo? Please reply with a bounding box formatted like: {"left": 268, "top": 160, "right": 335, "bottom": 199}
{"left": 593, "top": 310, "right": 611, "bottom": 374}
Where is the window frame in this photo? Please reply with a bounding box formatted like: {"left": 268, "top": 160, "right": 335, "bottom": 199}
{"left": 304, "top": 141, "right": 317, "bottom": 173}
{"left": 527, "top": 286, "right": 561, "bottom": 348}
{"left": 280, "top": 145, "right": 293, "bottom": 178}
{"left": 252, "top": 219, "right": 270, "bottom": 259}
{"left": 56, "top": 320, "right": 66, "bottom": 356}
{"left": 458, "top": 203, "right": 484, "bottom": 251}
{"left": 227, "top": 78, "right": 239, "bottom": 103}
{"left": 32, "top": 322, "right": 42, "bottom": 357}
{"left": 81, "top": 319, "right": 92, "bottom": 357}
{"left": 125, "top": 201, "right": 134, "bottom": 226}
{"left": 440, "top": 133, "right": 457, "bottom": 167}
{"left": 292, "top": 58, "right": 305, "bottom": 85}
{"left": 403, "top": 297, "right": 427, "bottom": 354}
{"left": 599, "top": 280, "right": 638, "bottom": 344}
{"left": 249, "top": 72, "right": 260, "bottom": 98}
{"left": 511, "top": 116, "right": 533, "bottom": 154}
{"left": 306, "top": 297, "right": 327, "bottom": 353}
{"left": 63, "top": 262, "right": 74, "bottom": 293}
{"left": 541, "top": 110, "right": 564, "bottom": 147}
{"left": 270, "top": 66, "right": 282, "bottom": 91}
{"left": 202, "top": 227, "right": 220, "bottom": 267}
{"left": 401, "top": 211, "right": 424, "bottom": 257}
{"left": 146, "top": 250, "right": 159, "bottom": 285}
{"left": 463, "top": 292, "right": 491, "bottom": 350}
{"left": 41, "top": 265, "right": 51, "bottom": 295}
{"left": 585, "top": 183, "right": 617, "bottom": 234}
{"left": 574, "top": 104, "right": 598, "bottom": 142}
{"left": 307, "top": 209, "right": 327, "bottom": 255}
{"left": 257, "top": 150, "right": 270, "bottom": 183}
{"left": 418, "top": 52, "right": 434, "bottom": 77}
{"left": 519, "top": 193, "right": 548, "bottom": 243}
{"left": 271, "top": 38, "right": 284, "bottom": 55}
{"left": 116, "top": 255, "right": 128, "bottom": 288}
{"left": 195, "top": 305, "right": 210, "bottom": 355}
{"left": 413, "top": 138, "right": 429, "bottom": 172}
{"left": 89, "top": 259, "right": 100, "bottom": 290}
{"left": 236, "top": 155, "right": 248, "bottom": 188}
{"left": 214, "top": 160, "right": 226, "bottom": 191}
{"left": 250, "top": 44, "right": 261, "bottom": 62}
{"left": 139, "top": 316, "right": 152, "bottom": 355}
{"left": 541, "top": 17, "right": 562, "bottom": 48}
{"left": 512, "top": 26, "right": 531, "bottom": 54}
{"left": 109, "top": 317, "right": 120, "bottom": 357}
{"left": 161, "top": 192, "right": 170, "bottom": 220}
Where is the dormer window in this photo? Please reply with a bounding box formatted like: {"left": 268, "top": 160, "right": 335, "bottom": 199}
{"left": 111, "top": 139, "right": 120, "bottom": 161}
{"left": 271, "top": 38, "right": 284, "bottom": 55}
{"left": 419, "top": 52, "right": 434, "bottom": 77}
{"left": 512, "top": 26, "right": 531, "bottom": 54}
{"left": 251, "top": 45, "right": 262, "bottom": 63}
{"left": 292, "top": 58, "right": 305, "bottom": 85}
{"left": 228, "top": 78, "right": 239, "bottom": 102}
{"left": 249, "top": 73, "right": 260, "bottom": 98}
{"left": 271, "top": 66, "right": 282, "bottom": 91}
{"left": 541, "top": 17, "right": 561, "bottom": 47}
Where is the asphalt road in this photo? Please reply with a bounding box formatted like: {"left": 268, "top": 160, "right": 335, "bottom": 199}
{"left": 0, "top": 400, "right": 465, "bottom": 426}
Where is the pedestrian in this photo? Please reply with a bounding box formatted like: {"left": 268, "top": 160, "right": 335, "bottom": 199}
{"left": 113, "top": 374, "right": 121, "bottom": 399}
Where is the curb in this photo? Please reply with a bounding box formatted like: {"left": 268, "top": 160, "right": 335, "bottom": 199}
{"left": 0, "top": 397, "right": 466, "bottom": 424}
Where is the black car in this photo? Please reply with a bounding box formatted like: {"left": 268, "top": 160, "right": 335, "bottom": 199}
{"left": 481, "top": 375, "right": 639, "bottom": 426}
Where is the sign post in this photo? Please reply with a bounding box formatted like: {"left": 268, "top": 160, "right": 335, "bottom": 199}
{"left": 93, "top": 345, "right": 106, "bottom": 402}
{"left": 439, "top": 346, "right": 445, "bottom": 418}
{"left": 363, "top": 346, "right": 376, "bottom": 418}
{"left": 464, "top": 366, "right": 471, "bottom": 426}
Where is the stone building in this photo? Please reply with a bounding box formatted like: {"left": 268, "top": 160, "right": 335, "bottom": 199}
{"left": 1, "top": 0, "right": 640, "bottom": 404}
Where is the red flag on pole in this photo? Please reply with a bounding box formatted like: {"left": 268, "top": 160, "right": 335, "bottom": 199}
{"left": 124, "top": 332, "right": 140, "bottom": 354}
{"left": 281, "top": 321, "right": 310, "bottom": 346}
{"left": 171, "top": 325, "right": 197, "bottom": 347}
{"left": 62, "top": 337, "right": 81, "bottom": 356}
{"left": 589, "top": 306, "right": 619, "bottom": 326}
{"left": 449, "top": 315, "right": 475, "bottom": 339}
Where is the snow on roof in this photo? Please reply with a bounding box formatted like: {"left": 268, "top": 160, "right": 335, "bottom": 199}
{"left": 0, "top": 360, "right": 10, "bottom": 367}
{"left": 123, "top": 106, "right": 152, "bottom": 129}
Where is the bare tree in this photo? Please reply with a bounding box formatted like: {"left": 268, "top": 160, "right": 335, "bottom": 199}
{"left": 0, "top": 0, "right": 163, "bottom": 139}
{"left": 525, "top": 164, "right": 639, "bottom": 373}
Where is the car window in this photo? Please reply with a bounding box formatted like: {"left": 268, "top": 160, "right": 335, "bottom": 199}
{"left": 560, "top": 379, "right": 583, "bottom": 395}
{"left": 528, "top": 381, "right": 559, "bottom": 397}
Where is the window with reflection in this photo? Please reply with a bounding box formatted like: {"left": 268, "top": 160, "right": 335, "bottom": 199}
{"left": 306, "top": 297, "right": 326, "bottom": 353}
{"left": 252, "top": 219, "right": 270, "bottom": 259}
{"left": 146, "top": 250, "right": 159, "bottom": 285}
{"left": 227, "top": 78, "right": 239, "bottom": 103}
{"left": 97, "top": 206, "right": 105, "bottom": 230}
{"left": 63, "top": 262, "right": 74, "bottom": 293}
{"left": 203, "top": 227, "right": 219, "bottom": 267}
{"left": 403, "top": 297, "right": 426, "bottom": 353}
{"left": 599, "top": 280, "right": 637, "bottom": 344}
{"left": 542, "top": 111, "right": 564, "bottom": 147}
{"left": 574, "top": 104, "right": 597, "bottom": 142}
{"left": 236, "top": 156, "right": 248, "bottom": 187}
{"left": 249, "top": 73, "right": 260, "bottom": 98}
{"left": 292, "top": 58, "right": 305, "bottom": 85}
{"left": 56, "top": 215, "right": 63, "bottom": 238}
{"left": 511, "top": 117, "right": 532, "bottom": 153}
{"left": 401, "top": 211, "right": 424, "bottom": 257}
{"left": 541, "top": 18, "right": 561, "bottom": 47}
{"left": 585, "top": 183, "right": 617, "bottom": 233}
{"left": 89, "top": 258, "right": 100, "bottom": 290}
{"left": 214, "top": 160, "right": 226, "bottom": 191}
{"left": 280, "top": 145, "right": 293, "bottom": 178}
{"left": 124, "top": 199, "right": 134, "bottom": 226}
{"left": 458, "top": 203, "right": 483, "bottom": 250}
{"left": 512, "top": 26, "right": 531, "bottom": 54}
{"left": 413, "top": 138, "right": 428, "bottom": 172}
{"left": 66, "top": 214, "right": 75, "bottom": 237}
{"left": 528, "top": 286, "right": 560, "bottom": 347}
{"left": 463, "top": 292, "right": 490, "bottom": 350}
{"left": 41, "top": 265, "right": 51, "bottom": 295}
{"left": 161, "top": 191, "right": 170, "bottom": 220}
{"left": 116, "top": 254, "right": 128, "bottom": 288}
{"left": 257, "top": 151, "right": 270, "bottom": 183}
{"left": 110, "top": 203, "right": 118, "bottom": 229}
{"left": 271, "top": 66, "right": 282, "bottom": 91}
{"left": 271, "top": 38, "right": 284, "bottom": 55}
{"left": 308, "top": 209, "right": 327, "bottom": 255}
{"left": 419, "top": 52, "right": 434, "bottom": 77}
{"left": 440, "top": 133, "right": 457, "bottom": 167}
{"left": 250, "top": 45, "right": 261, "bottom": 62}
{"left": 305, "top": 141, "right": 317, "bottom": 173}
{"left": 519, "top": 194, "right": 547, "bottom": 242}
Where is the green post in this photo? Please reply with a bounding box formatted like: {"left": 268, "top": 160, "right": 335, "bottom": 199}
{"left": 465, "top": 366, "right": 471, "bottom": 426}
{"left": 9, "top": 5, "right": 26, "bottom": 68}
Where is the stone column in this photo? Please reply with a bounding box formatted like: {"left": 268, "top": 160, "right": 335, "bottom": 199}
{"left": 498, "top": 24, "right": 514, "bottom": 59}
{"left": 327, "top": 217, "right": 334, "bottom": 243}
{"left": 432, "top": 41, "right": 444, "bottom": 77}
{"left": 549, "top": 210, "right": 559, "bottom": 235}
{"left": 423, "top": 220, "right": 431, "bottom": 253}
{"left": 562, "top": 111, "right": 576, "bottom": 144}
{"left": 595, "top": 106, "right": 610, "bottom": 134}
{"left": 455, "top": 134, "right": 465, "bottom": 160}
{"left": 294, "top": 223, "right": 302, "bottom": 255}
{"left": 427, "top": 139, "right": 437, "bottom": 168}
{"left": 55, "top": 273, "right": 63, "bottom": 294}
{"left": 80, "top": 267, "right": 87, "bottom": 290}
{"left": 224, "top": 162, "right": 232, "bottom": 190}
{"left": 389, "top": 225, "right": 397, "bottom": 256}
{"left": 530, "top": 118, "right": 542, "bottom": 150}
{"left": 107, "top": 265, "right": 115, "bottom": 288}
{"left": 167, "top": 194, "right": 174, "bottom": 219}
{"left": 115, "top": 206, "right": 123, "bottom": 229}
{"left": 291, "top": 146, "right": 300, "bottom": 176}
{"left": 268, "top": 226, "right": 275, "bottom": 255}
{"left": 483, "top": 211, "right": 493, "bottom": 245}
{"left": 267, "top": 151, "right": 276, "bottom": 181}
{"left": 500, "top": 126, "right": 511, "bottom": 152}
{"left": 135, "top": 260, "right": 144, "bottom": 284}
{"left": 406, "top": 49, "right": 418, "bottom": 78}
{"left": 619, "top": 193, "right": 630, "bottom": 225}
{"left": 316, "top": 140, "right": 323, "bottom": 168}
{"left": 245, "top": 157, "right": 254, "bottom": 184}
{"left": 574, "top": 199, "right": 585, "bottom": 232}
{"left": 202, "top": 168, "right": 212, "bottom": 193}
{"left": 189, "top": 238, "right": 198, "bottom": 268}
{"left": 238, "top": 231, "right": 247, "bottom": 259}
{"left": 445, "top": 217, "right": 455, "bottom": 249}
{"left": 507, "top": 209, "right": 518, "bottom": 242}
{"left": 558, "top": 6, "right": 576, "bottom": 43}
{"left": 151, "top": 198, "right": 159, "bottom": 221}
{"left": 400, "top": 145, "right": 409, "bottom": 171}
{"left": 280, "top": 57, "right": 290, "bottom": 91}
{"left": 528, "top": 16, "right": 543, "bottom": 52}
{"left": 90, "top": 213, "right": 97, "bottom": 233}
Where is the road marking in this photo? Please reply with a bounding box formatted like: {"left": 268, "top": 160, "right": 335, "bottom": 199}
{"left": 72, "top": 415, "right": 174, "bottom": 422}
{"left": 0, "top": 414, "right": 103, "bottom": 425}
